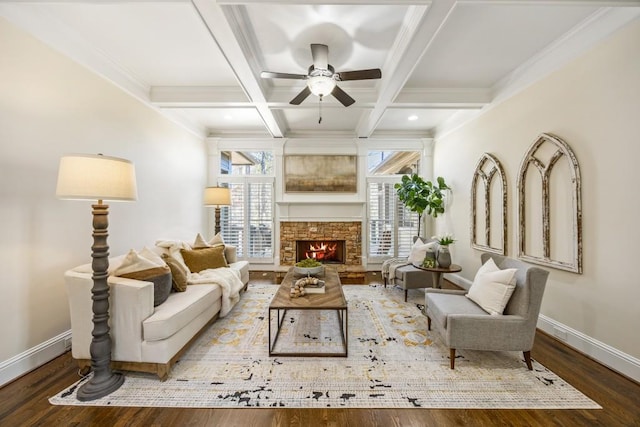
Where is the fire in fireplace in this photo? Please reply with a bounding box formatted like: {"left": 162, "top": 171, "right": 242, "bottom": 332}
{"left": 296, "top": 240, "right": 346, "bottom": 264}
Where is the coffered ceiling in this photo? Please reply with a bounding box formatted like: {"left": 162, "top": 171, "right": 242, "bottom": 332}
{"left": 1, "top": 1, "right": 639, "bottom": 139}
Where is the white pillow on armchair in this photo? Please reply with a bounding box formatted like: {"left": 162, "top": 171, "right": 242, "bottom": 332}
{"left": 407, "top": 237, "right": 438, "bottom": 265}
{"left": 466, "top": 257, "right": 518, "bottom": 315}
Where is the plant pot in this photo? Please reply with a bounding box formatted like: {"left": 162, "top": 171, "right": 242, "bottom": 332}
{"left": 437, "top": 246, "right": 451, "bottom": 268}
{"left": 294, "top": 265, "right": 323, "bottom": 276}
{"left": 422, "top": 248, "right": 437, "bottom": 268}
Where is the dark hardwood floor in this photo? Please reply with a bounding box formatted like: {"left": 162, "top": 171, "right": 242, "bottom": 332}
{"left": 1, "top": 272, "right": 639, "bottom": 426}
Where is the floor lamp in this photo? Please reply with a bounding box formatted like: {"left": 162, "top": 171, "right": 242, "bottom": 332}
{"left": 56, "top": 154, "right": 137, "bottom": 401}
{"left": 204, "top": 186, "right": 231, "bottom": 235}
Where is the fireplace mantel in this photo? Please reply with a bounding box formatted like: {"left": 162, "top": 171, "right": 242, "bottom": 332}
{"left": 277, "top": 201, "right": 365, "bottom": 222}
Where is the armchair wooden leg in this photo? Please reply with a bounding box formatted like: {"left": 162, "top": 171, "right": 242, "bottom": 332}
{"left": 427, "top": 316, "right": 431, "bottom": 330}
{"left": 405, "top": 289, "right": 408, "bottom": 302}
{"left": 450, "top": 349, "right": 456, "bottom": 369}
{"left": 523, "top": 351, "right": 533, "bottom": 370}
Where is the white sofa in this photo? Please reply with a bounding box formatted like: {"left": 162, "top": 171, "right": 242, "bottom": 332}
{"left": 65, "top": 245, "right": 249, "bottom": 380}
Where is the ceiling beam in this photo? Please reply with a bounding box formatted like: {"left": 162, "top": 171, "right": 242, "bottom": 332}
{"left": 150, "top": 85, "right": 491, "bottom": 110}
{"left": 191, "top": 0, "right": 285, "bottom": 137}
{"left": 356, "top": 1, "right": 458, "bottom": 138}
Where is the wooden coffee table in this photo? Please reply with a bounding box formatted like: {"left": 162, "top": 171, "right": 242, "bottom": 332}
{"left": 268, "top": 267, "right": 348, "bottom": 357}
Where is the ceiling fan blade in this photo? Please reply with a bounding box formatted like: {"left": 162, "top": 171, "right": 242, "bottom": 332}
{"left": 290, "top": 86, "right": 312, "bottom": 105}
{"left": 261, "top": 71, "right": 307, "bottom": 80}
{"left": 331, "top": 85, "right": 355, "bottom": 107}
{"left": 310, "top": 44, "right": 329, "bottom": 70}
{"left": 337, "top": 68, "right": 382, "bottom": 81}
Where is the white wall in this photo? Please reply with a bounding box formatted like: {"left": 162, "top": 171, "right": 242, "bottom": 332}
{"left": 434, "top": 19, "right": 640, "bottom": 366}
{"left": 0, "top": 18, "right": 207, "bottom": 381}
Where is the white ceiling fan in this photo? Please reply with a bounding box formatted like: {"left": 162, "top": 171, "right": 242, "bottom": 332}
{"left": 261, "top": 43, "right": 382, "bottom": 107}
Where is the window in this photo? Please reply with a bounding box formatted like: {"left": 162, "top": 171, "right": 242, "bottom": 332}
{"left": 218, "top": 150, "right": 274, "bottom": 262}
{"left": 367, "top": 179, "right": 418, "bottom": 259}
{"left": 368, "top": 150, "right": 420, "bottom": 175}
{"left": 221, "top": 151, "right": 273, "bottom": 175}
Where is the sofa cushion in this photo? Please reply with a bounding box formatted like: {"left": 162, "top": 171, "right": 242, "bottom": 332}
{"left": 467, "top": 258, "right": 517, "bottom": 315}
{"left": 114, "top": 249, "right": 172, "bottom": 306}
{"left": 181, "top": 246, "right": 228, "bottom": 273}
{"left": 426, "top": 292, "right": 487, "bottom": 329}
{"left": 229, "top": 260, "right": 250, "bottom": 285}
{"left": 143, "top": 284, "right": 222, "bottom": 342}
{"left": 162, "top": 254, "right": 189, "bottom": 292}
{"left": 395, "top": 264, "right": 433, "bottom": 288}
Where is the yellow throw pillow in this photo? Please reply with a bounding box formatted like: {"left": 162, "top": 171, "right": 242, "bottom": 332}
{"left": 180, "top": 245, "right": 228, "bottom": 273}
{"left": 162, "top": 254, "right": 189, "bottom": 292}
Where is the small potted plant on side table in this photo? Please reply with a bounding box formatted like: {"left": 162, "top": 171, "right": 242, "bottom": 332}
{"left": 434, "top": 234, "right": 456, "bottom": 268}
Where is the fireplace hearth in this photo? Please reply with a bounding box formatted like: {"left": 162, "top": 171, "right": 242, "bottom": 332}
{"left": 296, "top": 240, "right": 345, "bottom": 264}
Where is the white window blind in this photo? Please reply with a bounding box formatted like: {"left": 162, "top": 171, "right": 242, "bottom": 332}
{"left": 248, "top": 182, "right": 273, "bottom": 258}
{"left": 220, "top": 179, "right": 274, "bottom": 262}
{"left": 367, "top": 180, "right": 418, "bottom": 259}
{"left": 220, "top": 183, "right": 245, "bottom": 256}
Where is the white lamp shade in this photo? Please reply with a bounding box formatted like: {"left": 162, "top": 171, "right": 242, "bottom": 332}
{"left": 56, "top": 154, "right": 138, "bottom": 201}
{"left": 204, "top": 186, "right": 231, "bottom": 206}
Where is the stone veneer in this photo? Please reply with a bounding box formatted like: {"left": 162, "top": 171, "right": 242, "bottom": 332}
{"left": 279, "top": 221, "right": 364, "bottom": 282}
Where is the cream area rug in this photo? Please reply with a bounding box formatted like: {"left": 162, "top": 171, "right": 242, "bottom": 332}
{"left": 50, "top": 284, "right": 600, "bottom": 409}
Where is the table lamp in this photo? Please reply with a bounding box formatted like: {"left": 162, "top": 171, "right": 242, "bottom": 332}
{"left": 204, "top": 186, "right": 231, "bottom": 235}
{"left": 56, "top": 153, "right": 137, "bottom": 401}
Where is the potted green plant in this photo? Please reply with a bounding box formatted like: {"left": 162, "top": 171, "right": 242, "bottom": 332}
{"left": 394, "top": 174, "right": 450, "bottom": 236}
{"left": 434, "top": 233, "right": 455, "bottom": 268}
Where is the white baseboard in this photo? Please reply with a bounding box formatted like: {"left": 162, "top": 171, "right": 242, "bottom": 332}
{"left": 537, "top": 315, "right": 640, "bottom": 383}
{"left": 0, "top": 330, "right": 71, "bottom": 387}
{"left": 446, "top": 273, "right": 640, "bottom": 384}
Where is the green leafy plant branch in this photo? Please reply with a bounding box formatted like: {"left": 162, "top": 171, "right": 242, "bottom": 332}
{"left": 394, "top": 174, "right": 450, "bottom": 236}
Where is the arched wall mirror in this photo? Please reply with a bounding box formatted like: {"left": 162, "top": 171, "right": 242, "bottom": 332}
{"left": 471, "top": 153, "right": 507, "bottom": 255}
{"left": 517, "top": 133, "right": 582, "bottom": 273}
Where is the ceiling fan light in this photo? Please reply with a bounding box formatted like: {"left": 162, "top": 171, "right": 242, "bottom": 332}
{"left": 307, "top": 76, "right": 337, "bottom": 96}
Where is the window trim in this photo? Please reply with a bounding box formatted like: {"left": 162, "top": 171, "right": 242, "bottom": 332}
{"left": 366, "top": 176, "right": 419, "bottom": 261}
{"left": 217, "top": 176, "right": 275, "bottom": 264}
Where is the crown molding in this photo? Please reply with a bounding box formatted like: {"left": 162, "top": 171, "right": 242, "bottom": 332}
{"left": 435, "top": 7, "right": 640, "bottom": 139}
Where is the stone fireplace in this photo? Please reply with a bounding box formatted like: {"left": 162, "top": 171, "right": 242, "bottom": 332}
{"left": 279, "top": 221, "right": 364, "bottom": 282}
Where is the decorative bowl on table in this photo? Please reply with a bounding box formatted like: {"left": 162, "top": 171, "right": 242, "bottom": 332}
{"left": 294, "top": 265, "right": 323, "bottom": 276}
{"left": 294, "top": 259, "right": 323, "bottom": 276}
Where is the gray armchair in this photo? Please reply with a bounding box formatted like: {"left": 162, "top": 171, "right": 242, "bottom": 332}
{"left": 382, "top": 237, "right": 438, "bottom": 301}
{"left": 425, "top": 253, "right": 549, "bottom": 369}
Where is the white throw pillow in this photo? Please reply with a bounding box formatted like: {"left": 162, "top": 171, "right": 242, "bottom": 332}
{"left": 113, "top": 249, "right": 164, "bottom": 276}
{"left": 139, "top": 246, "right": 165, "bottom": 266}
{"left": 155, "top": 239, "right": 192, "bottom": 272}
{"left": 467, "top": 258, "right": 518, "bottom": 315}
{"left": 208, "top": 232, "right": 225, "bottom": 247}
{"left": 192, "top": 233, "right": 211, "bottom": 249}
{"left": 192, "top": 233, "right": 225, "bottom": 249}
{"left": 407, "top": 238, "right": 438, "bottom": 265}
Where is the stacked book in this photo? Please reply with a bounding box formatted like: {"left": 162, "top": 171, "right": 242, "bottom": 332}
{"left": 304, "top": 280, "right": 325, "bottom": 294}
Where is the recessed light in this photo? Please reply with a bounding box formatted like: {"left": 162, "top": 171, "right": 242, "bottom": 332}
{"left": 408, "top": 115, "right": 418, "bottom": 121}
{"left": 224, "top": 115, "right": 233, "bottom": 120}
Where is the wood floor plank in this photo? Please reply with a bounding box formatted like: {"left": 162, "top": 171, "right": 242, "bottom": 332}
{"left": 1, "top": 273, "right": 638, "bottom": 426}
